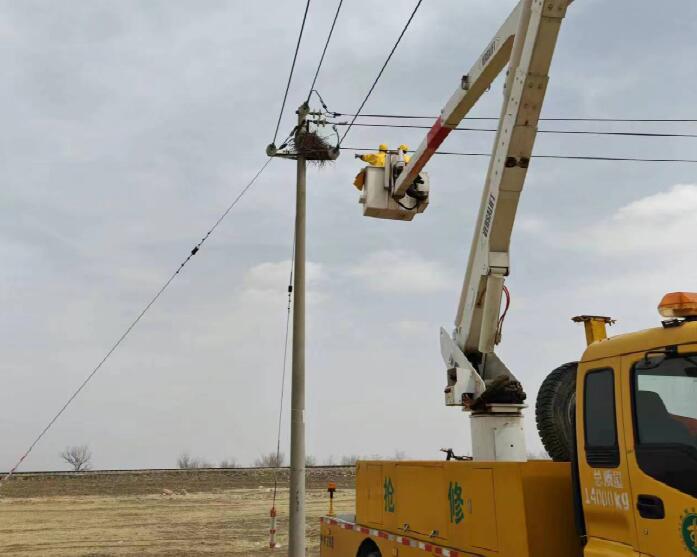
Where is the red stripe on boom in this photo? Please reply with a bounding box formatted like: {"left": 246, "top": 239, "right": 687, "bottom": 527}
{"left": 427, "top": 116, "right": 451, "bottom": 150}
{"left": 408, "top": 116, "right": 452, "bottom": 178}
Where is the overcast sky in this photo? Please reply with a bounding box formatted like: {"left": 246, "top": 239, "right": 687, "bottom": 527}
{"left": 2, "top": 0, "right": 697, "bottom": 471}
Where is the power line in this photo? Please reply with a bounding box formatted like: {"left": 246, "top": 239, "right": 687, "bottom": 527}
{"left": 271, "top": 0, "right": 312, "bottom": 145}
{"left": 0, "top": 158, "right": 273, "bottom": 490}
{"left": 333, "top": 121, "right": 697, "bottom": 139}
{"left": 339, "top": 0, "right": 424, "bottom": 145}
{"left": 334, "top": 112, "right": 697, "bottom": 123}
{"left": 306, "top": 0, "right": 344, "bottom": 103}
{"left": 271, "top": 236, "right": 294, "bottom": 512}
{"left": 342, "top": 147, "right": 697, "bottom": 164}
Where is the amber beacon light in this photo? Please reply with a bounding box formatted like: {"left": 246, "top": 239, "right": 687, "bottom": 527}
{"left": 658, "top": 291, "right": 697, "bottom": 318}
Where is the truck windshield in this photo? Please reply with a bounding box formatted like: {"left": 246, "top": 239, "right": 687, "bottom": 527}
{"left": 633, "top": 354, "right": 697, "bottom": 497}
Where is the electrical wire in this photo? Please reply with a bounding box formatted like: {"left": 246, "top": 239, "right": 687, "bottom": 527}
{"left": 0, "top": 158, "right": 273, "bottom": 491}
{"left": 496, "top": 285, "right": 511, "bottom": 345}
{"left": 342, "top": 147, "right": 697, "bottom": 164}
{"left": 271, "top": 237, "right": 295, "bottom": 510}
{"left": 271, "top": 0, "right": 312, "bottom": 145}
{"left": 306, "top": 0, "right": 344, "bottom": 103}
{"left": 339, "top": 0, "right": 424, "bottom": 145}
{"left": 333, "top": 112, "right": 697, "bottom": 123}
{"left": 333, "top": 121, "right": 697, "bottom": 139}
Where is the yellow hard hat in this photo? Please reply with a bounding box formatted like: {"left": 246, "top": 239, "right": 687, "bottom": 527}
{"left": 378, "top": 143, "right": 388, "bottom": 152}
{"left": 399, "top": 144, "right": 409, "bottom": 152}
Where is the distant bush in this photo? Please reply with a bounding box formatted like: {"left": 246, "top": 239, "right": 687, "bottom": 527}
{"left": 219, "top": 459, "right": 239, "bottom": 469}
{"left": 337, "top": 452, "right": 406, "bottom": 464}
{"left": 177, "top": 452, "right": 213, "bottom": 469}
{"left": 254, "top": 452, "right": 285, "bottom": 468}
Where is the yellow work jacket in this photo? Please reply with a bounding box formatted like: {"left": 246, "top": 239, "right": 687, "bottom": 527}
{"left": 359, "top": 152, "right": 387, "bottom": 167}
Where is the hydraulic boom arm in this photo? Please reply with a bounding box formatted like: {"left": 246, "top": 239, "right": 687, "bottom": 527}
{"left": 364, "top": 0, "right": 570, "bottom": 408}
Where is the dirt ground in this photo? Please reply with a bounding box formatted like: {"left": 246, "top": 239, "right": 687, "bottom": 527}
{"left": 0, "top": 468, "right": 355, "bottom": 498}
{"left": 0, "top": 469, "right": 356, "bottom": 556}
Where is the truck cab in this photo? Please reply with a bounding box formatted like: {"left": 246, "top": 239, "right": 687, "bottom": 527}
{"left": 578, "top": 317, "right": 697, "bottom": 557}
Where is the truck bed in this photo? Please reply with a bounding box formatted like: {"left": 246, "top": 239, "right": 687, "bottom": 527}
{"left": 320, "top": 459, "right": 581, "bottom": 557}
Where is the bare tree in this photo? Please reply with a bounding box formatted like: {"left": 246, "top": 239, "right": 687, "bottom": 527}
{"left": 255, "top": 452, "right": 285, "bottom": 467}
{"left": 324, "top": 455, "right": 336, "bottom": 466}
{"left": 219, "top": 458, "right": 239, "bottom": 469}
{"left": 393, "top": 450, "right": 407, "bottom": 461}
{"left": 60, "top": 445, "right": 92, "bottom": 471}
{"left": 177, "top": 452, "right": 213, "bottom": 469}
{"left": 340, "top": 455, "right": 359, "bottom": 466}
{"left": 177, "top": 452, "right": 194, "bottom": 469}
{"left": 305, "top": 455, "right": 317, "bottom": 467}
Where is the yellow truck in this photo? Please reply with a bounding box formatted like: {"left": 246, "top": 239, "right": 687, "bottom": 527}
{"left": 325, "top": 0, "right": 697, "bottom": 555}
{"left": 320, "top": 303, "right": 697, "bottom": 556}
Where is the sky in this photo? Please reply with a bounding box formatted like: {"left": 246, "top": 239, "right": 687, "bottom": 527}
{"left": 1, "top": 0, "right": 697, "bottom": 471}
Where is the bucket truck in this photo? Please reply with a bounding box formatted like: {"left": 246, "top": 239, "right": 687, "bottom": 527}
{"left": 320, "top": 1, "right": 697, "bottom": 556}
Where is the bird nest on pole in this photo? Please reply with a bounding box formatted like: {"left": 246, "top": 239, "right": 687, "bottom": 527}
{"left": 279, "top": 126, "right": 338, "bottom": 166}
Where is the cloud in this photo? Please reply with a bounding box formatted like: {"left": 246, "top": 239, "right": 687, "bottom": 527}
{"left": 242, "top": 260, "right": 329, "bottom": 306}
{"left": 615, "top": 184, "right": 697, "bottom": 220}
{"left": 349, "top": 250, "right": 455, "bottom": 293}
{"left": 395, "top": 320, "right": 431, "bottom": 336}
{"left": 4, "top": 0, "right": 697, "bottom": 471}
{"left": 516, "top": 215, "right": 546, "bottom": 234}
{"left": 578, "top": 184, "right": 697, "bottom": 256}
{"left": 533, "top": 184, "right": 697, "bottom": 325}
{"left": 244, "top": 260, "right": 327, "bottom": 290}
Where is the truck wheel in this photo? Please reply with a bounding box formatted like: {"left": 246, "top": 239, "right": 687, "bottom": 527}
{"left": 535, "top": 361, "right": 578, "bottom": 462}
{"left": 357, "top": 539, "right": 381, "bottom": 557}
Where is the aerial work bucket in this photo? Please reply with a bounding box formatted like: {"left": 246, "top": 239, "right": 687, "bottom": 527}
{"left": 353, "top": 146, "right": 429, "bottom": 221}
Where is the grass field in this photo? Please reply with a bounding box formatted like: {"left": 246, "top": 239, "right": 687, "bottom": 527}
{"left": 0, "top": 468, "right": 355, "bottom": 556}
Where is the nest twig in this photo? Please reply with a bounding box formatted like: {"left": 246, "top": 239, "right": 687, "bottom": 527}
{"left": 291, "top": 129, "right": 339, "bottom": 166}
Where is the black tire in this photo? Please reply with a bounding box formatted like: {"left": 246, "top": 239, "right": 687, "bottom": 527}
{"left": 535, "top": 361, "right": 578, "bottom": 462}
{"left": 357, "top": 539, "right": 381, "bottom": 557}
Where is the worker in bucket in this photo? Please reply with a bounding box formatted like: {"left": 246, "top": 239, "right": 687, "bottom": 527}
{"left": 398, "top": 144, "right": 411, "bottom": 163}
{"left": 353, "top": 144, "right": 389, "bottom": 190}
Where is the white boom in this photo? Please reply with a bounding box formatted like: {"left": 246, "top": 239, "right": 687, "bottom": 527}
{"left": 356, "top": 0, "right": 570, "bottom": 458}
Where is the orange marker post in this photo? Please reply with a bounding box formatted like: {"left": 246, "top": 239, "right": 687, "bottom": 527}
{"left": 327, "top": 481, "right": 337, "bottom": 517}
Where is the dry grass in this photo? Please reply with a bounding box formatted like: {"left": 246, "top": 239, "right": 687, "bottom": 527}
{"left": 0, "top": 487, "right": 355, "bottom": 556}
{"left": 0, "top": 468, "right": 354, "bottom": 499}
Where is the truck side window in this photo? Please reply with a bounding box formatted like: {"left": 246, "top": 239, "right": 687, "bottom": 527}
{"left": 584, "top": 368, "right": 619, "bottom": 468}
{"left": 633, "top": 355, "right": 697, "bottom": 497}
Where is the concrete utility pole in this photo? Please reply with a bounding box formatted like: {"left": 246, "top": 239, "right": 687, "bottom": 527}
{"left": 288, "top": 103, "right": 308, "bottom": 557}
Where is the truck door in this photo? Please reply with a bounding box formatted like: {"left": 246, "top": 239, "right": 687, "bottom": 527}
{"left": 621, "top": 350, "right": 697, "bottom": 557}
{"left": 577, "top": 357, "right": 639, "bottom": 555}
